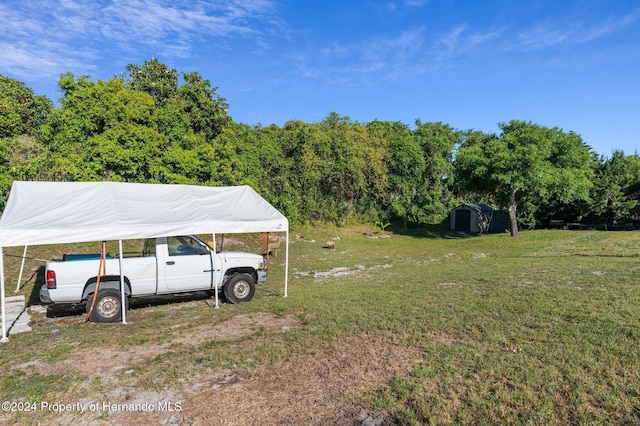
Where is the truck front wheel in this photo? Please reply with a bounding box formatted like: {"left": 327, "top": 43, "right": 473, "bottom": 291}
{"left": 224, "top": 273, "right": 256, "bottom": 304}
{"left": 87, "top": 288, "right": 128, "bottom": 323}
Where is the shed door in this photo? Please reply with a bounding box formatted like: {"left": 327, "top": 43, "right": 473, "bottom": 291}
{"left": 455, "top": 209, "right": 471, "bottom": 232}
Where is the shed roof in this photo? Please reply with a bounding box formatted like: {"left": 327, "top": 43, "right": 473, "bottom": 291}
{"left": 453, "top": 203, "right": 495, "bottom": 212}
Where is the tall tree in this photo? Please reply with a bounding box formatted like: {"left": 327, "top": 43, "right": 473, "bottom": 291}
{"left": 588, "top": 151, "right": 640, "bottom": 223}
{"left": 40, "top": 73, "right": 165, "bottom": 182}
{"left": 125, "top": 58, "right": 178, "bottom": 106}
{"left": 455, "top": 120, "right": 592, "bottom": 236}
{"left": 275, "top": 113, "right": 390, "bottom": 225}
{"left": 367, "top": 120, "right": 422, "bottom": 228}
{"left": 178, "top": 72, "right": 231, "bottom": 141}
{"left": 0, "top": 75, "right": 52, "bottom": 138}
{"left": 0, "top": 75, "right": 53, "bottom": 208}
{"left": 126, "top": 59, "right": 231, "bottom": 141}
{"left": 413, "top": 121, "right": 460, "bottom": 224}
{"left": 279, "top": 119, "right": 329, "bottom": 223}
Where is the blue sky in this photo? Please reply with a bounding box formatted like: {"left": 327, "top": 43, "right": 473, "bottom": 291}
{"left": 1, "top": 0, "right": 638, "bottom": 157}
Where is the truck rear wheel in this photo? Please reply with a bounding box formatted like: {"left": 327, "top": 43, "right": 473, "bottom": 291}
{"left": 223, "top": 273, "right": 256, "bottom": 304}
{"left": 87, "top": 288, "right": 127, "bottom": 323}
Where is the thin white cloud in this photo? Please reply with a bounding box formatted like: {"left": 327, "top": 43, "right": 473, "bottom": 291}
{"left": 517, "top": 23, "right": 570, "bottom": 50}
{"left": 434, "top": 24, "right": 467, "bottom": 58}
{"left": 377, "top": 0, "right": 430, "bottom": 14}
{"left": 433, "top": 24, "right": 502, "bottom": 60}
{"left": 2, "top": 0, "right": 637, "bottom": 98}
{"left": 266, "top": 3, "right": 638, "bottom": 93}
{"left": 516, "top": 9, "right": 639, "bottom": 50}
{"left": 577, "top": 9, "right": 639, "bottom": 42}
{"left": 404, "top": 0, "right": 430, "bottom": 6}
{"left": 0, "top": 44, "right": 57, "bottom": 76}
{"left": 293, "top": 22, "right": 506, "bottom": 88}
{"left": 0, "top": 0, "right": 279, "bottom": 81}
{"left": 101, "top": 0, "right": 254, "bottom": 40}
{"left": 306, "top": 27, "right": 428, "bottom": 86}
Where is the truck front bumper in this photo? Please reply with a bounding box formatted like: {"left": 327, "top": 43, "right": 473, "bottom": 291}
{"left": 257, "top": 269, "right": 267, "bottom": 285}
{"left": 39, "top": 285, "right": 52, "bottom": 304}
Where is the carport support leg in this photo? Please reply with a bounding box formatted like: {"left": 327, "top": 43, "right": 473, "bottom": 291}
{"left": 284, "top": 230, "right": 289, "bottom": 298}
{"left": 1, "top": 247, "right": 8, "bottom": 342}
{"left": 15, "top": 245, "right": 27, "bottom": 293}
{"left": 213, "top": 233, "right": 219, "bottom": 309}
{"left": 118, "top": 240, "right": 127, "bottom": 324}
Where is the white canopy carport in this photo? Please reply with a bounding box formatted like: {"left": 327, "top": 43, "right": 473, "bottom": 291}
{"left": 0, "top": 181, "right": 289, "bottom": 342}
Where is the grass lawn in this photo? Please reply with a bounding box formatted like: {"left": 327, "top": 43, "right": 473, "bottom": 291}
{"left": 1, "top": 225, "right": 639, "bottom": 424}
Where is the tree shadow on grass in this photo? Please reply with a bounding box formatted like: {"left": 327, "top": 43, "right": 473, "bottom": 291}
{"left": 387, "top": 222, "right": 485, "bottom": 240}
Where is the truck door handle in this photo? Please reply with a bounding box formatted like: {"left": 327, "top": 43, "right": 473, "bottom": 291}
{"left": 166, "top": 261, "right": 175, "bottom": 265}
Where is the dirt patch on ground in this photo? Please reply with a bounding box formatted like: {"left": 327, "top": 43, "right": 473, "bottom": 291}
{"left": 11, "top": 310, "right": 421, "bottom": 425}
{"left": 115, "top": 335, "right": 421, "bottom": 425}
{"left": 16, "top": 312, "right": 301, "bottom": 383}
{"left": 167, "top": 311, "right": 299, "bottom": 347}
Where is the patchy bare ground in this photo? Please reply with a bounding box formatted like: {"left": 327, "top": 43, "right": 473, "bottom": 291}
{"left": 16, "top": 312, "right": 300, "bottom": 380}
{"left": 8, "top": 307, "right": 420, "bottom": 425}
{"left": 115, "top": 334, "right": 420, "bottom": 426}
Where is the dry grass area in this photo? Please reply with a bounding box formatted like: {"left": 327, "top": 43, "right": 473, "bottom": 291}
{"left": 118, "top": 334, "right": 420, "bottom": 426}
{"left": 4, "top": 300, "right": 419, "bottom": 425}
{"left": 3, "top": 227, "right": 640, "bottom": 425}
{"left": 17, "top": 311, "right": 300, "bottom": 382}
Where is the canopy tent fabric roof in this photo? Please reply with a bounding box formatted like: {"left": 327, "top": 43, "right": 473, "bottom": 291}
{"left": 0, "top": 181, "right": 289, "bottom": 342}
{"left": 0, "top": 181, "right": 288, "bottom": 247}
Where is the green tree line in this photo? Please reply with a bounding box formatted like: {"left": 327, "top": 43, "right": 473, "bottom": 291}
{"left": 1, "top": 59, "right": 639, "bottom": 232}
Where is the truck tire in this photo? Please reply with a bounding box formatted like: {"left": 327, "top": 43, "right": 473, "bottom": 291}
{"left": 87, "top": 288, "right": 128, "bottom": 323}
{"left": 223, "top": 273, "right": 256, "bottom": 304}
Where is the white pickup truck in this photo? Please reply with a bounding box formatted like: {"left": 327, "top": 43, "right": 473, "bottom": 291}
{"left": 39, "top": 235, "right": 267, "bottom": 322}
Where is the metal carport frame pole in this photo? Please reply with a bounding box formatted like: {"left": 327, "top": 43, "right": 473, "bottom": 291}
{"left": 118, "top": 240, "right": 127, "bottom": 325}
{"left": 1, "top": 247, "right": 8, "bottom": 342}
{"left": 213, "top": 233, "right": 219, "bottom": 308}
{"left": 284, "top": 230, "right": 289, "bottom": 297}
{"left": 15, "top": 245, "right": 27, "bottom": 292}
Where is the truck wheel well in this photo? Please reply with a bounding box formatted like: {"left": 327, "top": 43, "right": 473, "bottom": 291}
{"left": 82, "top": 276, "right": 132, "bottom": 301}
{"left": 224, "top": 268, "right": 257, "bottom": 283}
